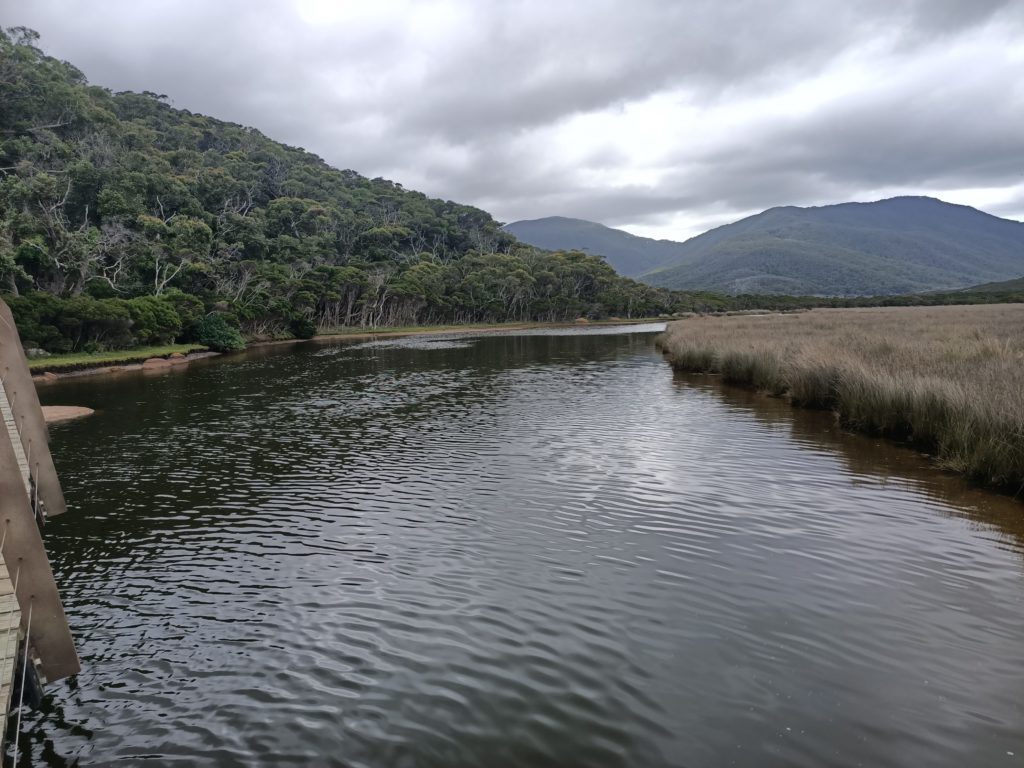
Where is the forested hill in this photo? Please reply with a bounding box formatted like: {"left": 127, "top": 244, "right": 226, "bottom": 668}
{"left": 641, "top": 197, "right": 1024, "bottom": 295}
{"left": 503, "top": 217, "right": 683, "bottom": 277}
{"left": 508, "top": 201, "right": 1024, "bottom": 296}
{"left": 0, "top": 28, "right": 704, "bottom": 354}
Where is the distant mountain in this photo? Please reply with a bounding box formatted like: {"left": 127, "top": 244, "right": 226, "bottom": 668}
{"left": 502, "top": 217, "right": 684, "bottom": 277}
{"left": 641, "top": 197, "right": 1024, "bottom": 295}
{"left": 507, "top": 199, "right": 1024, "bottom": 295}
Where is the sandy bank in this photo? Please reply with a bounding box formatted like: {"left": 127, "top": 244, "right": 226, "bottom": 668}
{"left": 42, "top": 405, "right": 95, "bottom": 424}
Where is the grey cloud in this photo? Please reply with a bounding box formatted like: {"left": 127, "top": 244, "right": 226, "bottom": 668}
{"left": 3, "top": 0, "right": 1023, "bottom": 237}
{"left": 899, "top": 0, "right": 1021, "bottom": 38}
{"left": 691, "top": 61, "right": 1024, "bottom": 197}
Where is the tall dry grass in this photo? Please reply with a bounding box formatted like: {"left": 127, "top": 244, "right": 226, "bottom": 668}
{"left": 656, "top": 305, "right": 1024, "bottom": 491}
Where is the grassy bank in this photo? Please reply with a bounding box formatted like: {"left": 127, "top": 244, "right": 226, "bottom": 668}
{"left": 28, "top": 343, "right": 207, "bottom": 371}
{"left": 656, "top": 305, "right": 1024, "bottom": 490}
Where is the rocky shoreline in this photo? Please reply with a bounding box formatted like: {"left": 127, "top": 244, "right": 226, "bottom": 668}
{"left": 32, "top": 351, "right": 221, "bottom": 384}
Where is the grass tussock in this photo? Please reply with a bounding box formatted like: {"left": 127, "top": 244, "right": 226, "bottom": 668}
{"left": 656, "top": 305, "right": 1024, "bottom": 490}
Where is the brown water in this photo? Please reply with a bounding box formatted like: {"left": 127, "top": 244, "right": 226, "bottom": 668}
{"left": 22, "top": 325, "right": 1024, "bottom": 767}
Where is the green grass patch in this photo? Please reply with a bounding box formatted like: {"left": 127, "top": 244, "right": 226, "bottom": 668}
{"left": 29, "top": 343, "right": 208, "bottom": 371}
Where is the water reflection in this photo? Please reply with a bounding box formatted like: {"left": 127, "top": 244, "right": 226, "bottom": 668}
{"left": 675, "top": 372, "right": 1024, "bottom": 554}
{"left": 23, "top": 328, "right": 1024, "bottom": 768}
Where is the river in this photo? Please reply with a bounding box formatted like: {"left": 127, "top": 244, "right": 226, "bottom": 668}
{"left": 27, "top": 324, "right": 1024, "bottom": 766}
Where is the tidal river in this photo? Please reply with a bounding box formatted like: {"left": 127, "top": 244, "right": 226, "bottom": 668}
{"left": 29, "top": 325, "right": 1024, "bottom": 767}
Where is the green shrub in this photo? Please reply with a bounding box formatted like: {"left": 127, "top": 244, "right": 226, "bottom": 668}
{"left": 196, "top": 313, "right": 245, "bottom": 352}
{"left": 4, "top": 292, "right": 64, "bottom": 350}
{"left": 127, "top": 295, "right": 182, "bottom": 345}
{"left": 160, "top": 290, "right": 205, "bottom": 339}
{"left": 57, "top": 296, "right": 133, "bottom": 350}
{"left": 6, "top": 292, "right": 140, "bottom": 351}
{"left": 289, "top": 317, "right": 317, "bottom": 339}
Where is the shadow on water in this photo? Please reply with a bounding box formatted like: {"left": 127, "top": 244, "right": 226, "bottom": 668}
{"left": 672, "top": 371, "right": 1024, "bottom": 554}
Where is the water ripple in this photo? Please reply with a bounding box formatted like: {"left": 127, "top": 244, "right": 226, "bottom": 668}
{"left": 27, "top": 328, "right": 1024, "bottom": 767}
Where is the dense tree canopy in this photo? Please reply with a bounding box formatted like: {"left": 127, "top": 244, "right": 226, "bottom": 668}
{"left": 0, "top": 28, "right": 721, "bottom": 353}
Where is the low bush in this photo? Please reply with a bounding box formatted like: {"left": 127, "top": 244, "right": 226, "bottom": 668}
{"left": 127, "top": 295, "right": 182, "bottom": 345}
{"left": 4, "top": 291, "right": 188, "bottom": 351}
{"left": 195, "top": 313, "right": 246, "bottom": 352}
{"left": 289, "top": 317, "right": 317, "bottom": 339}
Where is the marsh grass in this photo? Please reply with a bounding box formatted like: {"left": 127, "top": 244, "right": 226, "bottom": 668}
{"left": 656, "top": 305, "right": 1024, "bottom": 490}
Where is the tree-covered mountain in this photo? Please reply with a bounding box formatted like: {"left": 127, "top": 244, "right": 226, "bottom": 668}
{"left": 641, "top": 197, "right": 1024, "bottom": 295}
{"left": 0, "top": 28, "right": 710, "bottom": 354}
{"left": 508, "top": 200, "right": 1024, "bottom": 296}
{"left": 502, "top": 217, "right": 683, "bottom": 277}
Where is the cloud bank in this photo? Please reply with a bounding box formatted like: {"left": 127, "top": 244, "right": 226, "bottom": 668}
{"left": 4, "top": 0, "right": 1023, "bottom": 239}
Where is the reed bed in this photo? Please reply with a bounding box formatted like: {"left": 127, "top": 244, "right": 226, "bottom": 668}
{"left": 656, "top": 305, "right": 1024, "bottom": 490}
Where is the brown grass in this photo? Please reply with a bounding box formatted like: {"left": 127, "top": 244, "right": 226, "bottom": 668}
{"left": 656, "top": 305, "right": 1024, "bottom": 490}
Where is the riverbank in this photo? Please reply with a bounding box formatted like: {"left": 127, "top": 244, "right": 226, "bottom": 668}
{"left": 31, "top": 349, "right": 219, "bottom": 383}
{"left": 656, "top": 305, "right": 1024, "bottom": 492}
{"left": 29, "top": 343, "right": 209, "bottom": 372}
{"left": 32, "top": 318, "right": 666, "bottom": 382}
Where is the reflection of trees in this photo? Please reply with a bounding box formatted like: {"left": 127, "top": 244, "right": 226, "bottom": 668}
{"left": 42, "top": 331, "right": 656, "bottom": 568}
{"left": 672, "top": 371, "right": 1024, "bottom": 550}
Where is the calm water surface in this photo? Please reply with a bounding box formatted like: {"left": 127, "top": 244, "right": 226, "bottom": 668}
{"left": 24, "top": 325, "right": 1024, "bottom": 766}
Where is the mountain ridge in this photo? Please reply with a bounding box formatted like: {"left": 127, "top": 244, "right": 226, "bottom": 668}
{"left": 507, "top": 197, "right": 1024, "bottom": 295}
{"left": 502, "top": 216, "right": 685, "bottom": 276}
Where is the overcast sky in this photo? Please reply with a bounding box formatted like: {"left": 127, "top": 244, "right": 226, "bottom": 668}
{"left": 4, "top": 0, "right": 1023, "bottom": 240}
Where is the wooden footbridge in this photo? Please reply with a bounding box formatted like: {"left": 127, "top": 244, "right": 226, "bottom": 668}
{"left": 0, "top": 300, "right": 79, "bottom": 757}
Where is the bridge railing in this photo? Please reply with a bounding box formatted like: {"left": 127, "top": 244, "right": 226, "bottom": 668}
{"left": 0, "top": 299, "right": 79, "bottom": 684}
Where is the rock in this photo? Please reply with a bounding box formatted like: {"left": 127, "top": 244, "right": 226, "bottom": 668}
{"left": 25, "top": 347, "right": 50, "bottom": 359}
{"left": 41, "top": 405, "right": 94, "bottom": 424}
{"left": 574, "top": 317, "right": 590, "bottom": 324}
{"left": 142, "top": 357, "right": 172, "bottom": 368}
{"left": 169, "top": 352, "right": 185, "bottom": 359}
{"left": 33, "top": 372, "right": 60, "bottom": 382}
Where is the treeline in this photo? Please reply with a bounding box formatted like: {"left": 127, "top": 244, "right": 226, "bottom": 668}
{"left": 0, "top": 27, "right": 720, "bottom": 353}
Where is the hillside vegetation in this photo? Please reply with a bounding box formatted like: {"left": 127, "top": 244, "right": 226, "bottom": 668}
{"left": 643, "top": 197, "right": 1024, "bottom": 295}
{"left": 510, "top": 201, "right": 1024, "bottom": 296}
{"left": 0, "top": 28, "right": 711, "bottom": 354}
{"left": 503, "top": 216, "right": 683, "bottom": 276}
{"left": 657, "top": 305, "right": 1024, "bottom": 490}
